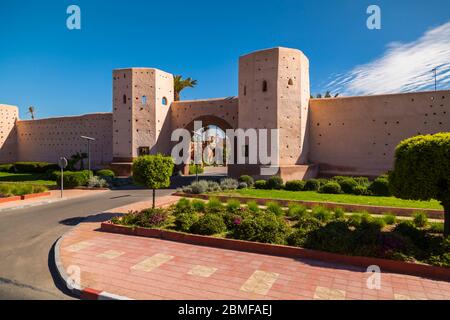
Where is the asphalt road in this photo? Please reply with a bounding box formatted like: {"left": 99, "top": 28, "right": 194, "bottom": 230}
{"left": 0, "top": 188, "right": 174, "bottom": 300}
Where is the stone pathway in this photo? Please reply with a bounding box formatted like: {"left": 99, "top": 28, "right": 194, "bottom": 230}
{"left": 58, "top": 196, "right": 450, "bottom": 300}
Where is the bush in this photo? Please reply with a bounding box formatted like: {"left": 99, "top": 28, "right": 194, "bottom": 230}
{"left": 285, "top": 180, "right": 305, "bottom": 191}
{"left": 138, "top": 208, "right": 168, "bottom": 227}
{"left": 287, "top": 229, "right": 309, "bottom": 247}
{"left": 87, "top": 176, "right": 108, "bottom": 188}
{"left": 226, "top": 199, "right": 241, "bottom": 213}
{"left": 175, "top": 211, "right": 199, "bottom": 232}
{"left": 333, "top": 207, "right": 345, "bottom": 220}
{"left": 394, "top": 220, "right": 427, "bottom": 249}
{"left": 14, "top": 162, "right": 58, "bottom": 173}
{"left": 191, "top": 199, "right": 206, "bottom": 212}
{"left": 220, "top": 178, "right": 239, "bottom": 190}
{"left": 239, "top": 175, "right": 254, "bottom": 187}
{"left": 206, "top": 181, "right": 221, "bottom": 192}
{"left": 174, "top": 198, "right": 192, "bottom": 214}
{"left": 348, "top": 214, "right": 362, "bottom": 227}
{"left": 265, "top": 201, "right": 283, "bottom": 216}
{"left": 189, "top": 164, "right": 204, "bottom": 175}
{"left": 318, "top": 181, "right": 342, "bottom": 194}
{"left": 412, "top": 211, "right": 428, "bottom": 228}
{"left": 304, "top": 179, "right": 320, "bottom": 191}
{"left": 56, "top": 170, "right": 91, "bottom": 188}
{"left": 246, "top": 201, "right": 260, "bottom": 213}
{"left": 233, "top": 212, "right": 289, "bottom": 244}
{"left": 238, "top": 182, "right": 248, "bottom": 189}
{"left": 294, "top": 215, "right": 322, "bottom": 231}
{"left": 206, "top": 197, "right": 223, "bottom": 213}
{"left": 189, "top": 180, "right": 209, "bottom": 194}
{"left": 0, "top": 164, "right": 14, "bottom": 172}
{"left": 383, "top": 213, "right": 397, "bottom": 225}
{"left": 191, "top": 213, "right": 227, "bottom": 235}
{"left": 96, "top": 169, "right": 115, "bottom": 178}
{"left": 369, "top": 176, "right": 391, "bottom": 197}
{"left": 304, "top": 220, "right": 353, "bottom": 254}
{"left": 336, "top": 178, "right": 358, "bottom": 194}
{"left": 266, "top": 176, "right": 284, "bottom": 190}
{"left": 352, "top": 185, "right": 370, "bottom": 195}
{"left": 428, "top": 222, "right": 444, "bottom": 234}
{"left": 0, "top": 183, "right": 48, "bottom": 197}
{"left": 354, "top": 177, "right": 370, "bottom": 187}
{"left": 287, "top": 204, "right": 308, "bottom": 219}
{"left": 254, "top": 180, "right": 267, "bottom": 190}
{"left": 312, "top": 206, "right": 332, "bottom": 222}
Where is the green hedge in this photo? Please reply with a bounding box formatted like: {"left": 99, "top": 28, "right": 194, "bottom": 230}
{"left": 0, "top": 183, "right": 48, "bottom": 197}
{"left": 96, "top": 169, "right": 115, "bottom": 178}
{"left": 55, "top": 170, "right": 92, "bottom": 188}
{"left": 189, "top": 164, "right": 204, "bottom": 175}
{"left": 14, "top": 162, "right": 59, "bottom": 173}
{"left": 0, "top": 164, "right": 14, "bottom": 173}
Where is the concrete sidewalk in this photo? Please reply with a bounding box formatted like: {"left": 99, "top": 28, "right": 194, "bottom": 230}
{"left": 0, "top": 189, "right": 109, "bottom": 212}
{"left": 56, "top": 196, "right": 450, "bottom": 300}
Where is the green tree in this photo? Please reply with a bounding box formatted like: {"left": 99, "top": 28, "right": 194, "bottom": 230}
{"left": 132, "top": 154, "right": 174, "bottom": 208}
{"left": 389, "top": 133, "right": 450, "bottom": 236}
{"left": 174, "top": 75, "right": 197, "bottom": 101}
{"left": 27, "top": 106, "right": 36, "bottom": 120}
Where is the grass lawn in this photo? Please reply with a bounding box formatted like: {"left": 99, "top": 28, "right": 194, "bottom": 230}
{"left": 0, "top": 172, "right": 57, "bottom": 187}
{"left": 217, "top": 189, "right": 443, "bottom": 210}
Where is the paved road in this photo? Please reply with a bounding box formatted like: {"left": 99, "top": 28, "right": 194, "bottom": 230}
{"left": 0, "top": 188, "right": 174, "bottom": 300}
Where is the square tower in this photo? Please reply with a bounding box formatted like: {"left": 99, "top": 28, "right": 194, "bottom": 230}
{"left": 233, "top": 47, "right": 313, "bottom": 179}
{"left": 112, "top": 68, "right": 174, "bottom": 163}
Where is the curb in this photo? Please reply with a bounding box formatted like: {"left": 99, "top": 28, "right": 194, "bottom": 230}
{"left": 0, "top": 198, "right": 65, "bottom": 213}
{"left": 54, "top": 231, "right": 133, "bottom": 300}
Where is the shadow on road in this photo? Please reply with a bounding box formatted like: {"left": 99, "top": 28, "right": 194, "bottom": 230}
{"left": 47, "top": 240, "right": 78, "bottom": 299}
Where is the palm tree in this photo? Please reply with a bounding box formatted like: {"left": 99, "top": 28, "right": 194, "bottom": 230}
{"left": 311, "top": 92, "right": 340, "bottom": 99}
{"left": 174, "top": 75, "right": 197, "bottom": 101}
{"left": 27, "top": 106, "right": 35, "bottom": 120}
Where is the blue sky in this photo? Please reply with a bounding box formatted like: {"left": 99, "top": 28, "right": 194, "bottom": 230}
{"left": 0, "top": 0, "right": 449, "bottom": 119}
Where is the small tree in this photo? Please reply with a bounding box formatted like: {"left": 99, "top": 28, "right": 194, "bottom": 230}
{"left": 132, "top": 154, "right": 174, "bottom": 208}
{"left": 389, "top": 133, "right": 450, "bottom": 236}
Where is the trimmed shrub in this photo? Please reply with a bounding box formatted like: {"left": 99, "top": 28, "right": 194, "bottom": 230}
{"left": 265, "top": 201, "right": 283, "bottom": 216}
{"left": 348, "top": 214, "right": 362, "bottom": 227}
{"left": 352, "top": 185, "right": 370, "bottom": 195}
{"left": 312, "top": 206, "right": 332, "bottom": 222}
{"left": 318, "top": 181, "right": 342, "bottom": 194}
{"left": 191, "top": 199, "right": 206, "bottom": 212}
{"left": 0, "top": 164, "right": 14, "bottom": 172}
{"left": 369, "top": 176, "right": 391, "bottom": 197}
{"left": 304, "top": 179, "right": 320, "bottom": 191}
{"left": 266, "top": 176, "right": 284, "bottom": 190}
{"left": 239, "top": 175, "right": 254, "bottom": 187}
{"left": 394, "top": 220, "right": 427, "bottom": 250}
{"left": 354, "top": 176, "right": 370, "bottom": 187}
{"left": 96, "top": 169, "right": 115, "bottom": 178}
{"left": 191, "top": 213, "right": 226, "bottom": 235}
{"left": 285, "top": 180, "right": 305, "bottom": 191}
{"left": 0, "top": 183, "right": 48, "bottom": 197}
{"left": 189, "top": 164, "right": 204, "bottom": 175}
{"left": 337, "top": 178, "right": 358, "bottom": 194}
{"left": 294, "top": 215, "right": 322, "bottom": 231}
{"left": 56, "top": 170, "right": 91, "bottom": 188}
{"left": 175, "top": 211, "right": 199, "bottom": 232}
{"left": 233, "top": 212, "right": 289, "bottom": 244}
{"left": 220, "top": 178, "right": 239, "bottom": 190}
{"left": 287, "top": 229, "right": 309, "bottom": 247}
{"left": 254, "top": 180, "right": 267, "bottom": 190}
{"left": 133, "top": 154, "right": 174, "bottom": 208}
{"left": 383, "top": 213, "right": 397, "bottom": 225}
{"left": 14, "top": 162, "right": 58, "bottom": 173}
{"left": 304, "top": 220, "right": 353, "bottom": 254}
{"left": 412, "top": 211, "right": 428, "bottom": 228}
{"left": 287, "top": 204, "right": 308, "bottom": 219}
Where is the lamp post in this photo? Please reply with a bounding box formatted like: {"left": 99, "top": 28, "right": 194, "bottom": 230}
{"left": 191, "top": 130, "right": 203, "bottom": 183}
{"left": 81, "top": 136, "right": 96, "bottom": 177}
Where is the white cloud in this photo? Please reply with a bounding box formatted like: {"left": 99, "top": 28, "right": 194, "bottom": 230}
{"left": 326, "top": 21, "right": 450, "bottom": 96}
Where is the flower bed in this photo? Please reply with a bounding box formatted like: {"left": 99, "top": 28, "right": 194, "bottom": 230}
{"left": 105, "top": 197, "right": 449, "bottom": 271}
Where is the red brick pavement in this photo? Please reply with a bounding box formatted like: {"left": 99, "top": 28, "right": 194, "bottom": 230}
{"left": 58, "top": 197, "right": 450, "bottom": 300}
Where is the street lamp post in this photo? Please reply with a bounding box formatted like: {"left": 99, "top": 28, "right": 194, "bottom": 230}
{"left": 191, "top": 130, "right": 202, "bottom": 183}
{"left": 81, "top": 136, "right": 96, "bottom": 176}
